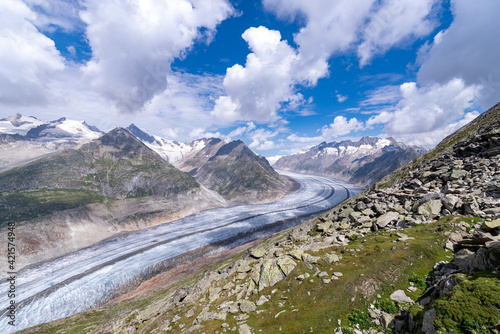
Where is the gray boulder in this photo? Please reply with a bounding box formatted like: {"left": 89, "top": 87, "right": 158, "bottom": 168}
{"left": 390, "top": 290, "right": 414, "bottom": 303}
{"left": 239, "top": 300, "right": 257, "bottom": 313}
{"left": 376, "top": 211, "right": 399, "bottom": 228}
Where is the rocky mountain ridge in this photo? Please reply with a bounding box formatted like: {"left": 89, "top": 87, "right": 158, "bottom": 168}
{"left": 274, "top": 136, "right": 426, "bottom": 186}
{"left": 126, "top": 124, "right": 210, "bottom": 164}
{"left": 178, "top": 139, "right": 292, "bottom": 204}
{"left": 22, "top": 104, "right": 500, "bottom": 334}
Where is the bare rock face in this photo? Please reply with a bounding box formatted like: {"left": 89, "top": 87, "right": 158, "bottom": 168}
{"left": 239, "top": 300, "right": 256, "bottom": 313}
{"left": 390, "top": 290, "right": 414, "bottom": 304}
{"left": 376, "top": 211, "right": 400, "bottom": 228}
{"left": 258, "top": 259, "right": 285, "bottom": 290}
{"left": 276, "top": 256, "right": 297, "bottom": 276}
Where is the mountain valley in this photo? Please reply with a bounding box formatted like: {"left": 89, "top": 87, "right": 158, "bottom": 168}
{"left": 14, "top": 103, "right": 500, "bottom": 334}
{"left": 0, "top": 115, "right": 296, "bottom": 279}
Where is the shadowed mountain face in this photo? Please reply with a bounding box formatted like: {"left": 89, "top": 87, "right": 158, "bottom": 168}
{"left": 274, "top": 136, "right": 426, "bottom": 187}
{"left": 179, "top": 140, "right": 292, "bottom": 203}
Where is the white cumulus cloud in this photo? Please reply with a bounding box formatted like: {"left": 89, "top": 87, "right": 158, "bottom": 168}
{"left": 81, "top": 0, "right": 234, "bottom": 113}
{"left": 385, "top": 78, "right": 480, "bottom": 135}
{"left": 358, "top": 0, "right": 439, "bottom": 66}
{"left": 211, "top": 26, "right": 304, "bottom": 123}
{"left": 417, "top": 0, "right": 500, "bottom": 108}
{"left": 393, "top": 110, "right": 479, "bottom": 147}
{"left": 288, "top": 116, "right": 364, "bottom": 143}
{"left": 0, "top": 0, "right": 65, "bottom": 106}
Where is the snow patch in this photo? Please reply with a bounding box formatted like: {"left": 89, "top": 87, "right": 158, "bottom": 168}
{"left": 0, "top": 115, "right": 46, "bottom": 135}
{"left": 266, "top": 155, "right": 282, "bottom": 165}
{"left": 324, "top": 147, "right": 339, "bottom": 156}
{"left": 145, "top": 139, "right": 207, "bottom": 163}
{"left": 57, "top": 120, "right": 101, "bottom": 140}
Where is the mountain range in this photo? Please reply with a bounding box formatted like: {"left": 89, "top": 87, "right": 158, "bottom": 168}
{"left": 274, "top": 136, "right": 426, "bottom": 186}
{"left": 126, "top": 124, "right": 293, "bottom": 203}
{"left": 18, "top": 103, "right": 500, "bottom": 334}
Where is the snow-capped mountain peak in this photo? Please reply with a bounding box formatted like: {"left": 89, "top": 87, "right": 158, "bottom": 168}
{"left": 125, "top": 124, "right": 209, "bottom": 163}
{"left": 25, "top": 117, "right": 102, "bottom": 142}
{"left": 0, "top": 113, "right": 46, "bottom": 135}
{"left": 274, "top": 136, "right": 426, "bottom": 186}
{"left": 0, "top": 114, "right": 102, "bottom": 142}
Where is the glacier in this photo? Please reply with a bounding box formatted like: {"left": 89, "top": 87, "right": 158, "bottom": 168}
{"left": 0, "top": 171, "right": 360, "bottom": 332}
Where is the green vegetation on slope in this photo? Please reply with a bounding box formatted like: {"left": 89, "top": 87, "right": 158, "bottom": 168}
{"left": 0, "top": 189, "right": 105, "bottom": 226}
{"left": 432, "top": 275, "right": 500, "bottom": 333}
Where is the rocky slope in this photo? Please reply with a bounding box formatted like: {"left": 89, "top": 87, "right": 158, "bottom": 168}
{"left": 274, "top": 137, "right": 426, "bottom": 186}
{"left": 177, "top": 140, "right": 293, "bottom": 204}
{"left": 0, "top": 128, "right": 225, "bottom": 274}
{"left": 20, "top": 103, "right": 500, "bottom": 334}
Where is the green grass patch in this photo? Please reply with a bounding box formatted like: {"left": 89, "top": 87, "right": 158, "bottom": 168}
{"left": 0, "top": 188, "right": 105, "bottom": 226}
{"left": 376, "top": 298, "right": 398, "bottom": 314}
{"left": 432, "top": 275, "right": 500, "bottom": 334}
{"left": 348, "top": 309, "right": 372, "bottom": 329}
{"left": 409, "top": 274, "right": 426, "bottom": 288}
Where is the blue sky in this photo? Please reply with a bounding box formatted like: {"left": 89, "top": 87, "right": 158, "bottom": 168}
{"left": 1, "top": 0, "right": 499, "bottom": 158}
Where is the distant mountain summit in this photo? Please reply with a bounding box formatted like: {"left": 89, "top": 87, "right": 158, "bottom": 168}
{"left": 0, "top": 114, "right": 104, "bottom": 172}
{"left": 126, "top": 124, "right": 210, "bottom": 163}
{"left": 180, "top": 139, "right": 292, "bottom": 203}
{"left": 0, "top": 113, "right": 46, "bottom": 135}
{"left": 0, "top": 113, "right": 102, "bottom": 141}
{"left": 274, "top": 136, "right": 425, "bottom": 186}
